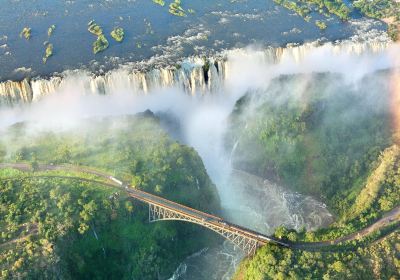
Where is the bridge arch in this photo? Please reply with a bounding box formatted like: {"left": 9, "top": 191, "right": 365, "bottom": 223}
{"left": 148, "top": 203, "right": 262, "bottom": 255}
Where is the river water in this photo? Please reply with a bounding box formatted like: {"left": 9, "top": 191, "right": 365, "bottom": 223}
{"left": 0, "top": 1, "right": 397, "bottom": 279}
{"left": 167, "top": 154, "right": 334, "bottom": 280}
{"left": 1, "top": 40, "right": 398, "bottom": 279}
{"left": 0, "top": 0, "right": 387, "bottom": 81}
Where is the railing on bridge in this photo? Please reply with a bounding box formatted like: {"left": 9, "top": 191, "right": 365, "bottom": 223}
{"left": 148, "top": 203, "right": 261, "bottom": 255}
{"left": 0, "top": 163, "right": 287, "bottom": 256}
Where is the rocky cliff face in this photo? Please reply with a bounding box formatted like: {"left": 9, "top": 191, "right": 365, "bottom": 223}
{"left": 0, "top": 40, "right": 390, "bottom": 107}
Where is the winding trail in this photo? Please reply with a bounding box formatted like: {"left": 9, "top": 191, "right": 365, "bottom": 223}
{"left": 1, "top": 163, "right": 399, "bottom": 252}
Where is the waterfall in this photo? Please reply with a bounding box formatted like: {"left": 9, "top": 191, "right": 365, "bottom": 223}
{"left": 0, "top": 40, "right": 391, "bottom": 107}
{"left": 0, "top": 79, "right": 33, "bottom": 106}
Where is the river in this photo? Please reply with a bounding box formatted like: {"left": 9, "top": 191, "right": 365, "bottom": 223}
{"left": 0, "top": 41, "right": 398, "bottom": 278}
{"left": 0, "top": 0, "right": 386, "bottom": 81}
{"left": 0, "top": 1, "right": 398, "bottom": 277}
{"left": 168, "top": 171, "right": 334, "bottom": 280}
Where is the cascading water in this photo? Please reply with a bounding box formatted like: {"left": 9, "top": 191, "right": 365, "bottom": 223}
{"left": 0, "top": 39, "right": 399, "bottom": 280}
{"left": 0, "top": 40, "right": 391, "bottom": 107}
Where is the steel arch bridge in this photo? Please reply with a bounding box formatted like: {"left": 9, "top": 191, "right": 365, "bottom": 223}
{"left": 0, "top": 162, "right": 290, "bottom": 256}
{"left": 148, "top": 203, "right": 261, "bottom": 255}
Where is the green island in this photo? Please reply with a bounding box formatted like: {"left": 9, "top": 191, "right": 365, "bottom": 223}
{"left": 152, "top": 0, "right": 194, "bottom": 17}
{"left": 273, "top": 0, "right": 350, "bottom": 22}
{"left": 0, "top": 113, "right": 220, "bottom": 279}
{"left": 273, "top": 0, "right": 400, "bottom": 40}
{"left": 93, "top": 35, "right": 109, "bottom": 54}
{"left": 87, "top": 20, "right": 109, "bottom": 54}
{"left": 42, "top": 43, "right": 53, "bottom": 64}
{"left": 152, "top": 0, "right": 165, "bottom": 6}
{"left": 169, "top": 0, "right": 187, "bottom": 17}
{"left": 47, "top": 25, "right": 56, "bottom": 38}
{"left": 110, "top": 27, "right": 124, "bottom": 42}
{"left": 315, "top": 20, "right": 327, "bottom": 30}
{"left": 19, "top": 27, "right": 31, "bottom": 40}
{"left": 88, "top": 20, "right": 103, "bottom": 36}
{"left": 227, "top": 72, "right": 399, "bottom": 279}
{"left": 353, "top": 0, "right": 400, "bottom": 41}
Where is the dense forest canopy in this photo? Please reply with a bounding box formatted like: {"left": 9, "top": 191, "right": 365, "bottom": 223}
{"left": 228, "top": 71, "right": 399, "bottom": 279}
{"left": 0, "top": 113, "right": 220, "bottom": 279}
{"left": 227, "top": 72, "right": 392, "bottom": 213}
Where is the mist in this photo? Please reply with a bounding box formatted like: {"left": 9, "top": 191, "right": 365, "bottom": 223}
{"left": 1, "top": 42, "right": 400, "bottom": 232}
{"left": 1, "top": 41, "right": 400, "bottom": 280}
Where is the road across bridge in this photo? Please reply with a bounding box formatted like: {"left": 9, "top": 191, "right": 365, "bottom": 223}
{"left": 0, "top": 163, "right": 289, "bottom": 255}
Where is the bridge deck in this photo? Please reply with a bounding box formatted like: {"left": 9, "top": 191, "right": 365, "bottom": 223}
{"left": 0, "top": 163, "right": 290, "bottom": 251}
{"left": 126, "top": 185, "right": 286, "bottom": 246}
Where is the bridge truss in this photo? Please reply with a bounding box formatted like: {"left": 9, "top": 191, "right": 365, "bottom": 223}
{"left": 148, "top": 203, "right": 261, "bottom": 255}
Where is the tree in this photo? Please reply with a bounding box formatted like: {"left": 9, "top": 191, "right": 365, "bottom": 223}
{"left": 30, "top": 161, "right": 38, "bottom": 171}
{"left": 56, "top": 145, "right": 72, "bottom": 163}
{"left": 78, "top": 223, "right": 89, "bottom": 234}
{"left": 331, "top": 260, "right": 345, "bottom": 273}
{"left": 125, "top": 201, "right": 134, "bottom": 215}
{"left": 274, "top": 225, "right": 289, "bottom": 239}
{"left": 155, "top": 185, "right": 163, "bottom": 194}
{"left": 80, "top": 200, "right": 98, "bottom": 222}
{"left": 0, "top": 145, "right": 6, "bottom": 161}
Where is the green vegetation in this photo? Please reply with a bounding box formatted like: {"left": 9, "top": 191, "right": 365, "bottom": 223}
{"left": 388, "top": 23, "right": 399, "bottom": 41}
{"left": 273, "top": 0, "right": 400, "bottom": 40}
{"left": 87, "top": 20, "right": 109, "bottom": 54}
{"left": 152, "top": 0, "right": 195, "bottom": 17}
{"left": 19, "top": 27, "right": 31, "bottom": 40}
{"left": 349, "top": 146, "right": 399, "bottom": 219}
{"left": 234, "top": 152, "right": 400, "bottom": 279}
{"left": 353, "top": 0, "right": 400, "bottom": 41}
{"left": 273, "top": 144, "right": 400, "bottom": 242}
{"left": 93, "top": 35, "right": 109, "bottom": 54}
{"left": 228, "top": 72, "right": 399, "bottom": 279}
{"left": 353, "top": 0, "right": 399, "bottom": 19}
{"left": 315, "top": 20, "right": 327, "bottom": 30}
{"left": 227, "top": 73, "right": 391, "bottom": 210}
{"left": 152, "top": 0, "right": 165, "bottom": 6}
{"left": 169, "top": 0, "right": 187, "bottom": 17}
{"left": 0, "top": 114, "right": 220, "bottom": 279}
{"left": 234, "top": 231, "right": 399, "bottom": 280}
{"left": 273, "top": 0, "right": 350, "bottom": 21}
{"left": 42, "top": 43, "right": 53, "bottom": 64}
{"left": 47, "top": 25, "right": 56, "bottom": 37}
{"left": 110, "top": 27, "right": 124, "bottom": 42}
{"left": 87, "top": 20, "right": 103, "bottom": 36}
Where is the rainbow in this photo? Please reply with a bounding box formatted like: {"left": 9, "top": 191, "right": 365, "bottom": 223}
{"left": 390, "top": 43, "right": 400, "bottom": 141}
